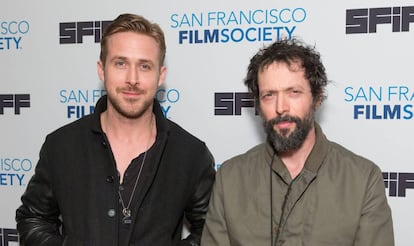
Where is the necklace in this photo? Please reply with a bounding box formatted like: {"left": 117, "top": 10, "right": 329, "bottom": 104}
{"left": 116, "top": 115, "right": 155, "bottom": 225}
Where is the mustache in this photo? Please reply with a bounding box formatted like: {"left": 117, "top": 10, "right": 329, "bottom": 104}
{"left": 268, "top": 115, "right": 301, "bottom": 125}
{"left": 117, "top": 86, "right": 145, "bottom": 94}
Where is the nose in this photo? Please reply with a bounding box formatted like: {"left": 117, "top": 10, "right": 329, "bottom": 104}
{"left": 275, "top": 94, "right": 288, "bottom": 115}
{"left": 126, "top": 67, "right": 139, "bottom": 86}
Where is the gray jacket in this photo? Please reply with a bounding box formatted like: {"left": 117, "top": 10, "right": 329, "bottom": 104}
{"left": 201, "top": 123, "right": 394, "bottom": 246}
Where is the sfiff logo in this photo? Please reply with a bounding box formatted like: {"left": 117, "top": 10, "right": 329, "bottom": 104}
{"left": 346, "top": 6, "right": 414, "bottom": 34}
{"left": 0, "top": 94, "right": 30, "bottom": 115}
{"left": 59, "top": 20, "right": 112, "bottom": 44}
{"left": 383, "top": 172, "right": 414, "bottom": 197}
{"left": 0, "top": 228, "right": 18, "bottom": 246}
{"left": 214, "top": 92, "right": 257, "bottom": 116}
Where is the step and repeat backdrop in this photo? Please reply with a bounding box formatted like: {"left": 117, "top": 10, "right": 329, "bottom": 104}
{"left": 1, "top": 0, "right": 413, "bottom": 245}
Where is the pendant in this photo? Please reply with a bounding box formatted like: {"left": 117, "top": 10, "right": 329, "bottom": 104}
{"left": 122, "top": 208, "right": 132, "bottom": 225}
{"left": 122, "top": 208, "right": 131, "bottom": 217}
{"left": 122, "top": 215, "right": 132, "bottom": 225}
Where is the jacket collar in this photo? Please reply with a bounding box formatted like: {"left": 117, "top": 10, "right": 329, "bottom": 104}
{"left": 304, "top": 122, "right": 329, "bottom": 174}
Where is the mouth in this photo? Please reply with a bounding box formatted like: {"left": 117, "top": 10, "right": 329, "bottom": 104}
{"left": 121, "top": 88, "right": 145, "bottom": 97}
{"left": 275, "top": 120, "right": 293, "bottom": 128}
{"left": 123, "top": 91, "right": 140, "bottom": 96}
{"left": 271, "top": 116, "right": 297, "bottom": 135}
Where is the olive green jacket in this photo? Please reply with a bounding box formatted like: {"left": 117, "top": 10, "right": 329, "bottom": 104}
{"left": 201, "top": 123, "right": 394, "bottom": 246}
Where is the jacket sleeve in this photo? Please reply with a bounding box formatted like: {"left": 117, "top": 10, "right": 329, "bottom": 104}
{"left": 354, "top": 165, "right": 394, "bottom": 246}
{"left": 200, "top": 167, "right": 232, "bottom": 246}
{"left": 180, "top": 147, "right": 216, "bottom": 246}
{"left": 15, "top": 141, "right": 63, "bottom": 246}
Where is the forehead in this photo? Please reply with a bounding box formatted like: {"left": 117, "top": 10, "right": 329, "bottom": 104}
{"left": 106, "top": 31, "right": 160, "bottom": 61}
{"left": 258, "top": 61, "right": 309, "bottom": 89}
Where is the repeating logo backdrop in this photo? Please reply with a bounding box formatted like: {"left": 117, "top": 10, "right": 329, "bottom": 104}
{"left": 1, "top": 1, "right": 413, "bottom": 245}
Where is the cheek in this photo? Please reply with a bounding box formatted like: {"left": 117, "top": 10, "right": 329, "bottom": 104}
{"left": 296, "top": 99, "right": 314, "bottom": 116}
{"left": 259, "top": 105, "right": 275, "bottom": 120}
{"left": 105, "top": 71, "right": 125, "bottom": 84}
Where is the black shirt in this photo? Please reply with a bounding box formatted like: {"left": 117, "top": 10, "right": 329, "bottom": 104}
{"left": 118, "top": 138, "right": 161, "bottom": 245}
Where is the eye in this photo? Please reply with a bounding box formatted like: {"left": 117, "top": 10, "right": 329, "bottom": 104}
{"left": 260, "top": 91, "right": 276, "bottom": 100}
{"left": 114, "top": 60, "right": 126, "bottom": 68}
{"left": 140, "top": 63, "right": 152, "bottom": 71}
{"left": 288, "top": 89, "right": 303, "bottom": 97}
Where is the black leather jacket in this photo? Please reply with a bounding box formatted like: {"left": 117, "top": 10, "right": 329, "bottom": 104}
{"left": 16, "top": 96, "right": 216, "bottom": 246}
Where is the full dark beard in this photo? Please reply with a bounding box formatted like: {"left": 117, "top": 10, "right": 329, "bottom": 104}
{"left": 264, "top": 111, "right": 314, "bottom": 153}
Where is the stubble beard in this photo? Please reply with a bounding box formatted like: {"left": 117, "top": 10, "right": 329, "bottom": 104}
{"left": 108, "top": 87, "right": 153, "bottom": 119}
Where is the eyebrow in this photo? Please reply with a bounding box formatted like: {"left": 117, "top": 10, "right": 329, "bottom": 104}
{"left": 110, "top": 56, "right": 155, "bottom": 65}
{"left": 109, "top": 56, "right": 127, "bottom": 62}
{"left": 261, "top": 85, "right": 307, "bottom": 93}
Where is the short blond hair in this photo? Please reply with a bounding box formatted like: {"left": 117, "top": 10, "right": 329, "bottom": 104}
{"left": 99, "top": 13, "right": 166, "bottom": 66}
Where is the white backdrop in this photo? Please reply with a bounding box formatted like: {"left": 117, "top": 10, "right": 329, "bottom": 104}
{"left": 1, "top": 0, "right": 413, "bottom": 245}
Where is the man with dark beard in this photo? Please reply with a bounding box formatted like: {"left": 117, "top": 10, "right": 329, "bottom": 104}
{"left": 201, "top": 38, "right": 394, "bottom": 246}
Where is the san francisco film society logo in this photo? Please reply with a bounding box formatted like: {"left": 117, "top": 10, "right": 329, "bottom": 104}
{"left": 170, "top": 7, "right": 307, "bottom": 44}
{"left": 0, "top": 20, "right": 29, "bottom": 50}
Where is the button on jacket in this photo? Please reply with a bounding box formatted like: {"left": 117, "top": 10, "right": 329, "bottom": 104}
{"left": 16, "top": 96, "right": 216, "bottom": 246}
{"left": 201, "top": 123, "right": 394, "bottom": 246}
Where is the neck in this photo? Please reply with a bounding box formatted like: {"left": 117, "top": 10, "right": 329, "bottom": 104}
{"left": 101, "top": 108, "right": 156, "bottom": 182}
{"left": 101, "top": 108, "right": 155, "bottom": 143}
{"left": 279, "top": 127, "right": 316, "bottom": 179}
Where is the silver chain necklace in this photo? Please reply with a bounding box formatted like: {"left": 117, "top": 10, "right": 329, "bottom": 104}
{"left": 117, "top": 115, "right": 155, "bottom": 225}
{"left": 119, "top": 149, "right": 148, "bottom": 225}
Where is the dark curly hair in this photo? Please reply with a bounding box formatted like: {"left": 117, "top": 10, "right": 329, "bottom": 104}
{"left": 244, "top": 38, "right": 327, "bottom": 106}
